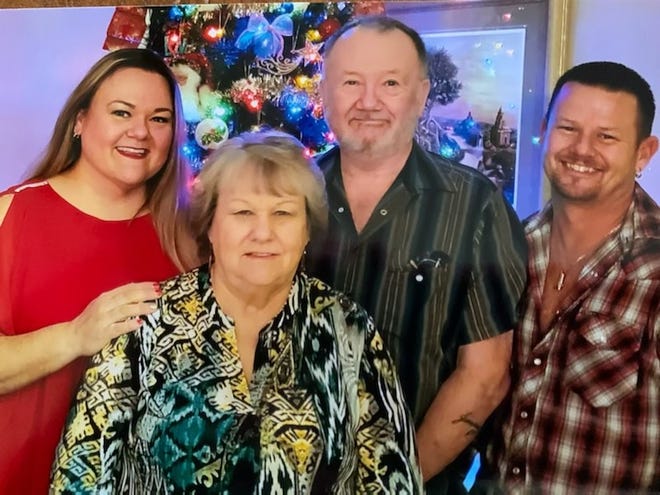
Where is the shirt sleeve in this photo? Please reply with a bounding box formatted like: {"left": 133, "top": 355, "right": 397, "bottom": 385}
{"left": 461, "top": 191, "right": 527, "bottom": 345}
{"left": 353, "top": 309, "right": 423, "bottom": 494}
{"left": 50, "top": 332, "right": 139, "bottom": 494}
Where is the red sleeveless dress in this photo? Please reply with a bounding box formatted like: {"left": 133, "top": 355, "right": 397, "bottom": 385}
{"left": 0, "top": 181, "right": 180, "bottom": 494}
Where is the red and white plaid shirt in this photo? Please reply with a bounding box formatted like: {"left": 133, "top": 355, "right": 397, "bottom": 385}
{"left": 497, "top": 185, "right": 660, "bottom": 494}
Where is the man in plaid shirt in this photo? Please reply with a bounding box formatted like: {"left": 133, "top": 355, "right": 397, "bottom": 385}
{"left": 495, "top": 62, "right": 659, "bottom": 494}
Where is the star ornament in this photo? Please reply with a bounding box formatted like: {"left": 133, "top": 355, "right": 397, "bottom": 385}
{"left": 292, "top": 39, "right": 324, "bottom": 66}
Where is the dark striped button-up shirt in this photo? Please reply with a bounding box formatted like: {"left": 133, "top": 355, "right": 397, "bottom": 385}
{"left": 308, "top": 141, "right": 527, "bottom": 428}
{"left": 497, "top": 184, "right": 660, "bottom": 494}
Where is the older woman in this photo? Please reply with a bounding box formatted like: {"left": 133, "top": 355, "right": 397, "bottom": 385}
{"left": 51, "top": 130, "right": 421, "bottom": 494}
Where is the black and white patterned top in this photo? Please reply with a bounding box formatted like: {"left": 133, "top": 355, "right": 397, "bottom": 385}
{"left": 50, "top": 265, "right": 422, "bottom": 494}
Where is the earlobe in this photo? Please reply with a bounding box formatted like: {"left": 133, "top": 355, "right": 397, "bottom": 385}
{"left": 536, "top": 120, "right": 549, "bottom": 146}
{"left": 318, "top": 78, "right": 327, "bottom": 100}
{"left": 636, "top": 135, "right": 659, "bottom": 173}
{"left": 74, "top": 111, "right": 86, "bottom": 136}
{"left": 418, "top": 78, "right": 431, "bottom": 110}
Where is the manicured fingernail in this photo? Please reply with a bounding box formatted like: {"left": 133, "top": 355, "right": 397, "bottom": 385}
{"left": 153, "top": 282, "right": 162, "bottom": 296}
{"left": 135, "top": 317, "right": 142, "bottom": 325}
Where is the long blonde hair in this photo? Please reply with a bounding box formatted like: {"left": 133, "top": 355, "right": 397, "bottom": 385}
{"left": 28, "top": 48, "right": 197, "bottom": 270}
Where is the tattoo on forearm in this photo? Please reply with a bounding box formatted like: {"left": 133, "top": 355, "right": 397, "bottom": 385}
{"left": 451, "top": 413, "right": 481, "bottom": 437}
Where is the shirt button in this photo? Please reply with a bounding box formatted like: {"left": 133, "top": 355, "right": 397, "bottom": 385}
{"left": 533, "top": 358, "right": 542, "bottom": 366}
{"left": 520, "top": 411, "right": 528, "bottom": 419}
{"left": 380, "top": 209, "right": 388, "bottom": 216}
{"left": 512, "top": 467, "right": 521, "bottom": 475}
{"left": 415, "top": 274, "right": 424, "bottom": 282}
{"left": 337, "top": 206, "right": 345, "bottom": 213}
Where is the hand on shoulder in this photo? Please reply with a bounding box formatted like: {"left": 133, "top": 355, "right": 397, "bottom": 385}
{"left": 70, "top": 281, "right": 162, "bottom": 357}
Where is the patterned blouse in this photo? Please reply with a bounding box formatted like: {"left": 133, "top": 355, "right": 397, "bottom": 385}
{"left": 50, "top": 265, "right": 421, "bottom": 494}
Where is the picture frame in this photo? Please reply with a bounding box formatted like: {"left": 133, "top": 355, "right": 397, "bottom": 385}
{"left": 386, "top": 0, "right": 555, "bottom": 217}
{"left": 416, "top": 26, "right": 527, "bottom": 209}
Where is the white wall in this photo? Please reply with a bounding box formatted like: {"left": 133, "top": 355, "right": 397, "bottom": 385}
{"left": 569, "top": 0, "right": 660, "bottom": 201}
{"left": 0, "top": 7, "right": 111, "bottom": 191}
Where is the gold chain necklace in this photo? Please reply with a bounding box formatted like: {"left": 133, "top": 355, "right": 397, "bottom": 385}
{"left": 555, "top": 254, "right": 587, "bottom": 291}
{"left": 551, "top": 222, "right": 622, "bottom": 291}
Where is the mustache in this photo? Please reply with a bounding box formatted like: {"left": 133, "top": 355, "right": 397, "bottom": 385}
{"left": 557, "top": 153, "right": 598, "bottom": 167}
{"left": 349, "top": 111, "right": 387, "bottom": 120}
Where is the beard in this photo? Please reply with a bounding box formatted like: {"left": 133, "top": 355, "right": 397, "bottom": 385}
{"left": 340, "top": 132, "right": 389, "bottom": 155}
{"left": 549, "top": 179, "right": 600, "bottom": 202}
{"left": 333, "top": 112, "right": 420, "bottom": 156}
{"left": 545, "top": 160, "right": 605, "bottom": 204}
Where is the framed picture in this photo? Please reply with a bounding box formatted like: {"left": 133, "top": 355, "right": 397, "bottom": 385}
{"left": 417, "top": 27, "right": 526, "bottom": 208}
{"left": 386, "top": 0, "right": 552, "bottom": 218}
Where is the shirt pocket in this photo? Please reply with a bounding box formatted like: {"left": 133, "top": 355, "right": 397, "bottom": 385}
{"left": 564, "top": 307, "right": 643, "bottom": 408}
{"left": 387, "top": 249, "right": 451, "bottom": 293}
{"left": 385, "top": 250, "right": 452, "bottom": 330}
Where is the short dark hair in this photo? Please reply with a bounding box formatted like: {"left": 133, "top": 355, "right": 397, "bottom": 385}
{"left": 545, "top": 61, "right": 655, "bottom": 142}
{"left": 322, "top": 15, "right": 428, "bottom": 76}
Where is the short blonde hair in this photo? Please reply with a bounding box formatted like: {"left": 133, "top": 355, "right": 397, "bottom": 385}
{"left": 190, "top": 130, "right": 328, "bottom": 261}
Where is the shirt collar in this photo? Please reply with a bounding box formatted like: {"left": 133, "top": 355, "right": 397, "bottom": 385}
{"left": 319, "top": 141, "right": 457, "bottom": 197}
{"left": 527, "top": 183, "right": 660, "bottom": 253}
{"left": 198, "top": 263, "right": 305, "bottom": 334}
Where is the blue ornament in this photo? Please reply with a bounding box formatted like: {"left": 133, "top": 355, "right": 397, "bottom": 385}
{"left": 438, "top": 133, "right": 462, "bottom": 160}
{"left": 272, "top": 2, "right": 294, "bottom": 15}
{"left": 206, "top": 38, "right": 241, "bottom": 68}
{"left": 168, "top": 6, "right": 183, "bottom": 21}
{"left": 299, "top": 115, "right": 330, "bottom": 147}
{"left": 181, "top": 140, "right": 204, "bottom": 173}
{"left": 302, "top": 4, "right": 327, "bottom": 27}
{"left": 280, "top": 88, "right": 310, "bottom": 124}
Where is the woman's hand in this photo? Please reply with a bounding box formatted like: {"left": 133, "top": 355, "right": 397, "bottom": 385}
{"left": 70, "top": 282, "right": 161, "bottom": 357}
{"left": 0, "top": 281, "right": 161, "bottom": 395}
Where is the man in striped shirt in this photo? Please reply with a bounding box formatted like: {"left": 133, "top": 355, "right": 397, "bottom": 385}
{"left": 496, "top": 62, "right": 659, "bottom": 493}
{"left": 308, "top": 16, "right": 528, "bottom": 493}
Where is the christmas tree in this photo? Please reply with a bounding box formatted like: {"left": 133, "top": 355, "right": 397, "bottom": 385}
{"left": 104, "top": 2, "right": 385, "bottom": 173}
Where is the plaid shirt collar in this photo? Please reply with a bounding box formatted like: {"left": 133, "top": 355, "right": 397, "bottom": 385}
{"left": 526, "top": 183, "right": 659, "bottom": 299}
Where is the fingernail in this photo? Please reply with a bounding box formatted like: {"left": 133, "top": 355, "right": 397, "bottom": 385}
{"left": 153, "top": 282, "right": 162, "bottom": 296}
{"left": 135, "top": 317, "right": 142, "bottom": 325}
